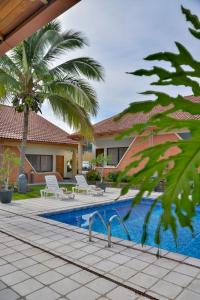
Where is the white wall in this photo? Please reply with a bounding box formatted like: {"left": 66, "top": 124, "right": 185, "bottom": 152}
{"left": 25, "top": 144, "right": 73, "bottom": 177}
{"left": 93, "top": 136, "right": 134, "bottom": 166}
{"left": 94, "top": 136, "right": 134, "bottom": 148}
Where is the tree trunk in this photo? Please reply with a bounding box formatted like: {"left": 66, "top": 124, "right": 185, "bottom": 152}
{"left": 19, "top": 106, "right": 29, "bottom": 175}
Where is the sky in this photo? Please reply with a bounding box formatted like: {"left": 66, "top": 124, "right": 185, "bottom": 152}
{"left": 41, "top": 0, "right": 200, "bottom": 133}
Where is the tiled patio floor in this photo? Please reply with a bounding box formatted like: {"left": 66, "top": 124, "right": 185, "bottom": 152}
{"left": 0, "top": 188, "right": 199, "bottom": 300}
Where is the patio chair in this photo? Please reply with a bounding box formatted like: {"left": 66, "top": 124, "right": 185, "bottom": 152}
{"left": 41, "top": 175, "right": 75, "bottom": 200}
{"left": 72, "top": 175, "right": 104, "bottom": 196}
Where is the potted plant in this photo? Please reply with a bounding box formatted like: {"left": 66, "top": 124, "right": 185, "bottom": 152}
{"left": 91, "top": 154, "right": 111, "bottom": 191}
{"left": 0, "top": 149, "right": 19, "bottom": 203}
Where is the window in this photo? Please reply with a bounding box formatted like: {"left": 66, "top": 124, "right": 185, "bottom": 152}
{"left": 26, "top": 154, "right": 53, "bottom": 172}
{"left": 107, "top": 147, "right": 128, "bottom": 166}
{"left": 177, "top": 132, "right": 191, "bottom": 140}
{"left": 83, "top": 143, "right": 93, "bottom": 153}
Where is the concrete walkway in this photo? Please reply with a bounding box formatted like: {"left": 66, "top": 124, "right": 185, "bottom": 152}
{"left": 0, "top": 188, "right": 199, "bottom": 299}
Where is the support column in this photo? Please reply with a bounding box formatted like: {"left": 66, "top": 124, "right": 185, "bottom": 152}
{"left": 72, "top": 148, "right": 78, "bottom": 176}
{"left": 78, "top": 143, "right": 83, "bottom": 174}
{"left": 103, "top": 148, "right": 107, "bottom": 166}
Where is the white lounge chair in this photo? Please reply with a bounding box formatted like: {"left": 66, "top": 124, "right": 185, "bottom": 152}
{"left": 41, "top": 175, "right": 75, "bottom": 200}
{"left": 72, "top": 175, "right": 104, "bottom": 196}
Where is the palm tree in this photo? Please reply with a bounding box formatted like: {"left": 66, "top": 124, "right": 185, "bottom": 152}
{"left": 0, "top": 21, "right": 104, "bottom": 175}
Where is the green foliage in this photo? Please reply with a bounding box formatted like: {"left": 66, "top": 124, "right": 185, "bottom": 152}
{"left": 117, "top": 6, "right": 200, "bottom": 245}
{"left": 91, "top": 154, "right": 111, "bottom": 182}
{"left": 107, "top": 171, "right": 130, "bottom": 183}
{"left": 86, "top": 169, "right": 101, "bottom": 182}
{"left": 0, "top": 21, "right": 104, "bottom": 139}
{"left": 91, "top": 154, "right": 111, "bottom": 167}
{"left": 0, "top": 149, "right": 19, "bottom": 190}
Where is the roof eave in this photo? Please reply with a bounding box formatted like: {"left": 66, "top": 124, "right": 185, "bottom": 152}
{"left": 0, "top": 0, "right": 80, "bottom": 56}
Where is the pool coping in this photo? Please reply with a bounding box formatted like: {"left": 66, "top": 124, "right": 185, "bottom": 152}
{"left": 32, "top": 197, "right": 200, "bottom": 269}
{"left": 0, "top": 192, "right": 200, "bottom": 299}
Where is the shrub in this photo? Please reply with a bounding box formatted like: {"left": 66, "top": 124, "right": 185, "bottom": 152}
{"left": 107, "top": 172, "right": 120, "bottom": 182}
{"left": 86, "top": 169, "right": 101, "bottom": 182}
{"left": 107, "top": 171, "right": 131, "bottom": 183}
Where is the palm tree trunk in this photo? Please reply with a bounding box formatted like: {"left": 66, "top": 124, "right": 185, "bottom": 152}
{"left": 19, "top": 106, "right": 29, "bottom": 175}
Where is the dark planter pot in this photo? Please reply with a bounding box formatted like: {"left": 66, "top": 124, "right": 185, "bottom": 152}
{"left": 96, "top": 181, "right": 107, "bottom": 192}
{"left": 0, "top": 190, "right": 12, "bottom": 203}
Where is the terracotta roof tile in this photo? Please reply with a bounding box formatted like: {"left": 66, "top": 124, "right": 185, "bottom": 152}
{"left": 0, "top": 105, "right": 77, "bottom": 145}
{"left": 92, "top": 96, "right": 200, "bottom": 136}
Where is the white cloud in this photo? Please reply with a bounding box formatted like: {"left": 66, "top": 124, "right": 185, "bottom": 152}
{"left": 41, "top": 0, "right": 200, "bottom": 132}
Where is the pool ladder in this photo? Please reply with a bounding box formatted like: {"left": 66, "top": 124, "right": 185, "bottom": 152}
{"left": 88, "top": 210, "right": 131, "bottom": 247}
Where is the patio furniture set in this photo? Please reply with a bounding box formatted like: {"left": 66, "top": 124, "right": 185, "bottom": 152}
{"left": 40, "top": 175, "right": 104, "bottom": 200}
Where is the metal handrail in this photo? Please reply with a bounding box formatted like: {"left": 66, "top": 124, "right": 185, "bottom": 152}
{"left": 108, "top": 214, "right": 131, "bottom": 247}
{"left": 112, "top": 208, "right": 131, "bottom": 239}
{"left": 89, "top": 211, "right": 107, "bottom": 242}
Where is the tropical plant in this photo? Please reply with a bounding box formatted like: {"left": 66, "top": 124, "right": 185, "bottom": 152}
{"left": 0, "top": 21, "right": 104, "bottom": 175}
{"left": 91, "top": 154, "right": 111, "bottom": 182}
{"left": 0, "top": 149, "right": 19, "bottom": 190}
{"left": 86, "top": 169, "right": 101, "bottom": 182}
{"left": 117, "top": 6, "right": 200, "bottom": 245}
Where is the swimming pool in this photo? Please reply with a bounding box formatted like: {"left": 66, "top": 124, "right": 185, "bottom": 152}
{"left": 42, "top": 199, "right": 200, "bottom": 259}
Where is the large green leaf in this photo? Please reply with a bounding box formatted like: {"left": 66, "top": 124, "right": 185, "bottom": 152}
{"left": 118, "top": 6, "right": 200, "bottom": 246}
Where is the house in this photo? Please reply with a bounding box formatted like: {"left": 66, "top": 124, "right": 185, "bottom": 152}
{"left": 0, "top": 105, "right": 82, "bottom": 184}
{"left": 72, "top": 96, "right": 198, "bottom": 178}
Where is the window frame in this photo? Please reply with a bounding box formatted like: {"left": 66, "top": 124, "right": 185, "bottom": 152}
{"left": 26, "top": 154, "right": 53, "bottom": 173}
{"left": 107, "top": 147, "right": 128, "bottom": 166}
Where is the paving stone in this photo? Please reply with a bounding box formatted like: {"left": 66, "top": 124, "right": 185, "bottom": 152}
{"left": 1, "top": 270, "right": 30, "bottom": 286}
{"left": 184, "top": 257, "right": 200, "bottom": 267}
{"left": 12, "top": 243, "right": 32, "bottom": 251}
{"left": 50, "top": 278, "right": 80, "bottom": 295}
{"left": 137, "top": 253, "right": 157, "bottom": 263}
{"left": 81, "top": 245, "right": 100, "bottom": 253}
{"left": 125, "top": 259, "right": 149, "bottom": 271}
{"left": 36, "top": 270, "right": 64, "bottom": 285}
{"left": 94, "top": 260, "right": 118, "bottom": 272}
{"left": 31, "top": 252, "right": 53, "bottom": 262}
{"left": 107, "top": 286, "right": 138, "bottom": 300}
{"left": 68, "top": 286, "right": 99, "bottom": 300}
{"left": 144, "top": 264, "right": 169, "bottom": 278}
{"left": 0, "top": 287, "right": 19, "bottom": 300}
{"left": 188, "top": 279, "right": 200, "bottom": 294}
{"left": 43, "top": 258, "right": 66, "bottom": 268}
{"left": 67, "top": 249, "right": 87, "bottom": 259}
{"left": 0, "top": 264, "right": 17, "bottom": 276}
{"left": 164, "top": 271, "right": 193, "bottom": 287}
{"left": 55, "top": 264, "right": 80, "bottom": 276}
{"left": 129, "top": 272, "right": 158, "bottom": 289}
{"left": 12, "top": 258, "right": 37, "bottom": 269}
{"left": 87, "top": 278, "right": 116, "bottom": 294}
{"left": 79, "top": 254, "right": 102, "bottom": 265}
{"left": 23, "top": 263, "right": 50, "bottom": 276}
{"left": 21, "top": 247, "right": 42, "bottom": 257}
{"left": 0, "top": 280, "right": 7, "bottom": 290}
{"left": 176, "top": 289, "right": 200, "bottom": 300}
{"left": 0, "top": 258, "right": 7, "bottom": 266}
{"left": 70, "top": 270, "right": 97, "bottom": 284}
{"left": 173, "top": 264, "right": 199, "bottom": 277}
{"left": 154, "top": 257, "right": 178, "bottom": 270}
{"left": 12, "top": 278, "right": 43, "bottom": 296}
{"left": 150, "top": 280, "right": 182, "bottom": 298}
{"left": 3, "top": 252, "right": 26, "bottom": 263}
{"left": 108, "top": 254, "right": 130, "bottom": 264}
{"left": 95, "top": 249, "right": 114, "bottom": 259}
{"left": 26, "top": 286, "right": 60, "bottom": 300}
{"left": 110, "top": 265, "right": 137, "bottom": 280}
{"left": 56, "top": 245, "right": 74, "bottom": 254}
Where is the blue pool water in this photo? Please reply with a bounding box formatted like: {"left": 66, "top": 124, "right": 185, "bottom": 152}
{"left": 42, "top": 199, "right": 200, "bottom": 259}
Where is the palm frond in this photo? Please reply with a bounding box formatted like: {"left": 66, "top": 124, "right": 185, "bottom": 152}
{"left": 51, "top": 57, "right": 104, "bottom": 81}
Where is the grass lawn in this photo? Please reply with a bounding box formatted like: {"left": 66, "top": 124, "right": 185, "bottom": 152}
{"left": 13, "top": 184, "right": 74, "bottom": 200}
